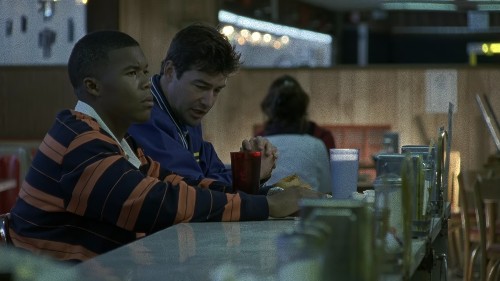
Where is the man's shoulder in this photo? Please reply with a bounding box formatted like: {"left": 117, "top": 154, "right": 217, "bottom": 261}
{"left": 50, "top": 110, "right": 121, "bottom": 153}
{"left": 129, "top": 108, "right": 177, "bottom": 140}
{"left": 136, "top": 106, "right": 176, "bottom": 130}
{"left": 53, "top": 109, "right": 103, "bottom": 137}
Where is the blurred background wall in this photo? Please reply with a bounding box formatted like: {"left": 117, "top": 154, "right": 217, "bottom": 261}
{"left": 1, "top": 0, "right": 500, "bottom": 173}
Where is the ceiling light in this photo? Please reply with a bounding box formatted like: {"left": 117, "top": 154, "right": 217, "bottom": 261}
{"left": 39, "top": 0, "right": 59, "bottom": 20}
{"left": 240, "top": 29, "right": 250, "bottom": 38}
{"left": 280, "top": 36, "right": 290, "bottom": 44}
{"left": 221, "top": 25, "right": 235, "bottom": 36}
{"left": 477, "top": 4, "right": 500, "bottom": 11}
{"left": 219, "top": 10, "right": 332, "bottom": 44}
{"left": 263, "top": 34, "right": 272, "bottom": 43}
{"left": 382, "top": 2, "right": 457, "bottom": 11}
{"left": 251, "top": 31, "right": 261, "bottom": 42}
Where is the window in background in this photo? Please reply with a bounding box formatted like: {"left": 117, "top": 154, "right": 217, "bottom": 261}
{"left": 218, "top": 10, "right": 333, "bottom": 68}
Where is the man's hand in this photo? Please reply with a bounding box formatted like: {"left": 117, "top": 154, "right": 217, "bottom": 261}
{"left": 241, "top": 136, "right": 277, "bottom": 180}
{"left": 266, "top": 186, "right": 325, "bottom": 218}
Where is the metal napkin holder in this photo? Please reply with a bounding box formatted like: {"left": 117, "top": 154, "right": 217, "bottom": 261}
{"left": 297, "top": 199, "right": 376, "bottom": 281}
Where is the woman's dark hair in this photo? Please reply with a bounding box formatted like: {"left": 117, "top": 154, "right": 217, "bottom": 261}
{"left": 261, "top": 75, "right": 309, "bottom": 122}
{"left": 160, "top": 23, "right": 241, "bottom": 78}
{"left": 261, "top": 75, "right": 310, "bottom": 135}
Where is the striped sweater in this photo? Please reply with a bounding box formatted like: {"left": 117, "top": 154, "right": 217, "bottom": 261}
{"left": 8, "top": 110, "right": 268, "bottom": 262}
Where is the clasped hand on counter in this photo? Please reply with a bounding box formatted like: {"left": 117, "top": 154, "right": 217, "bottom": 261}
{"left": 241, "top": 136, "right": 327, "bottom": 218}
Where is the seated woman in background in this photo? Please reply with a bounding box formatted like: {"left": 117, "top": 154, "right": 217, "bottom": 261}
{"left": 266, "top": 134, "right": 332, "bottom": 193}
{"left": 256, "top": 75, "right": 334, "bottom": 193}
{"left": 257, "top": 74, "right": 336, "bottom": 151}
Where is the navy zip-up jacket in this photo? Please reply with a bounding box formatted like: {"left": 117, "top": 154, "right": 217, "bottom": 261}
{"left": 128, "top": 75, "right": 233, "bottom": 191}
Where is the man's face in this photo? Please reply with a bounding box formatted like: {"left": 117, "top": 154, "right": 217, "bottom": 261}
{"left": 97, "top": 46, "right": 152, "bottom": 126}
{"left": 163, "top": 62, "right": 227, "bottom": 127}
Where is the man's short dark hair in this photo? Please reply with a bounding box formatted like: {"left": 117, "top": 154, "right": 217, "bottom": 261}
{"left": 160, "top": 23, "right": 241, "bottom": 78}
{"left": 68, "top": 30, "right": 139, "bottom": 89}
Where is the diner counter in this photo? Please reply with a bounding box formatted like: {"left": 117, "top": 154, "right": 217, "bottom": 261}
{"left": 73, "top": 213, "right": 448, "bottom": 281}
{"left": 410, "top": 216, "right": 445, "bottom": 277}
{"left": 75, "top": 219, "right": 298, "bottom": 281}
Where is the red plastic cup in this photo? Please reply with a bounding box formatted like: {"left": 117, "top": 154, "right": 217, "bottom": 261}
{"left": 230, "top": 151, "right": 262, "bottom": 194}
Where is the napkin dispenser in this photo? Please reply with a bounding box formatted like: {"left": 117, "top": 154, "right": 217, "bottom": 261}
{"left": 375, "top": 153, "right": 405, "bottom": 176}
{"left": 298, "top": 199, "right": 376, "bottom": 281}
{"left": 401, "top": 145, "right": 437, "bottom": 214}
{"left": 375, "top": 152, "right": 432, "bottom": 238}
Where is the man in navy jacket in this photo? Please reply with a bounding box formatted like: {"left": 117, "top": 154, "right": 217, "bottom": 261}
{"left": 128, "top": 23, "right": 276, "bottom": 191}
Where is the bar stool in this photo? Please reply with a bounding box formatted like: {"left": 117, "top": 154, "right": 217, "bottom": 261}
{"left": 473, "top": 176, "right": 500, "bottom": 281}
{"left": 0, "top": 213, "right": 12, "bottom": 245}
{"left": 459, "top": 170, "right": 482, "bottom": 281}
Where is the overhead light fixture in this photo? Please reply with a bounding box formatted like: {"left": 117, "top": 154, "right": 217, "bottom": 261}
{"left": 39, "top": 0, "right": 59, "bottom": 20}
{"left": 218, "top": 10, "right": 332, "bottom": 44}
{"left": 482, "top": 43, "right": 500, "bottom": 54}
{"left": 477, "top": 4, "right": 500, "bottom": 11}
{"left": 382, "top": 2, "right": 457, "bottom": 11}
{"left": 467, "top": 42, "right": 500, "bottom": 64}
{"left": 220, "top": 24, "right": 290, "bottom": 48}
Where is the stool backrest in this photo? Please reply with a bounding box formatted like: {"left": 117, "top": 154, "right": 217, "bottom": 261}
{"left": 473, "top": 176, "right": 500, "bottom": 281}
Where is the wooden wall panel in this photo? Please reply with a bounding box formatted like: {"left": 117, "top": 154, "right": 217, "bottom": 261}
{"left": 1, "top": 65, "right": 499, "bottom": 174}
{"left": 201, "top": 67, "right": 500, "bottom": 173}
{"left": 119, "top": 0, "right": 219, "bottom": 76}
{"left": 1, "top": 0, "right": 497, "bottom": 182}
{"left": 0, "top": 67, "right": 75, "bottom": 139}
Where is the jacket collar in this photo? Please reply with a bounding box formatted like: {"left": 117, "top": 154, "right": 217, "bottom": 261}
{"left": 150, "top": 74, "right": 190, "bottom": 149}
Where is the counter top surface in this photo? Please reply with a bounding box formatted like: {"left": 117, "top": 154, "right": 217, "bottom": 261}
{"left": 75, "top": 219, "right": 300, "bottom": 281}
{"left": 72, "top": 207, "right": 449, "bottom": 280}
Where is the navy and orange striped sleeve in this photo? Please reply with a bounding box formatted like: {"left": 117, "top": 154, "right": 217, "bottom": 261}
{"left": 9, "top": 110, "right": 269, "bottom": 261}
{"left": 130, "top": 136, "right": 231, "bottom": 193}
{"left": 57, "top": 133, "right": 268, "bottom": 234}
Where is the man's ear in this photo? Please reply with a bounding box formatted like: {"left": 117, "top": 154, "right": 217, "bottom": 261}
{"left": 83, "top": 77, "right": 100, "bottom": 97}
{"left": 163, "top": 61, "right": 176, "bottom": 82}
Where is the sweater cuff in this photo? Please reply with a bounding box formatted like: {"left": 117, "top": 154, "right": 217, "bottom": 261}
{"left": 239, "top": 193, "right": 269, "bottom": 221}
